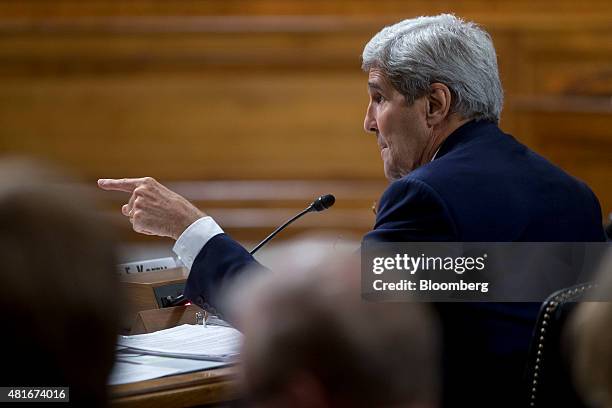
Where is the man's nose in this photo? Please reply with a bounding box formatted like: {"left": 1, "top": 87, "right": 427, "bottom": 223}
{"left": 363, "top": 104, "right": 377, "bottom": 133}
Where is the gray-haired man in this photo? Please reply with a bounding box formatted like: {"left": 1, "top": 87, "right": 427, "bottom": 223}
{"left": 99, "top": 14, "right": 606, "bottom": 407}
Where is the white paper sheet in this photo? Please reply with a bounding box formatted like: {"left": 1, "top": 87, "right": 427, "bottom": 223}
{"left": 110, "top": 352, "right": 230, "bottom": 385}
{"left": 117, "top": 354, "right": 229, "bottom": 371}
{"left": 108, "top": 362, "right": 181, "bottom": 385}
{"left": 117, "top": 324, "right": 242, "bottom": 361}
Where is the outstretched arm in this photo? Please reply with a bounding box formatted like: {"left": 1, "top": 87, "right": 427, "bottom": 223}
{"left": 98, "top": 177, "right": 263, "bottom": 314}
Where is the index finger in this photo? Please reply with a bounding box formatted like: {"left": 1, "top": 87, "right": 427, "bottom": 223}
{"left": 97, "top": 178, "right": 146, "bottom": 193}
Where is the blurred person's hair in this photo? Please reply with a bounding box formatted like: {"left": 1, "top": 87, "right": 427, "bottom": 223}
{"left": 0, "top": 158, "right": 120, "bottom": 406}
{"left": 570, "top": 251, "right": 612, "bottom": 408}
{"left": 362, "top": 14, "right": 503, "bottom": 123}
{"left": 228, "top": 241, "right": 440, "bottom": 408}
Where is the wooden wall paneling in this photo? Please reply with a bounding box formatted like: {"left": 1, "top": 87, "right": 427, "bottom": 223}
{"left": 0, "top": 72, "right": 378, "bottom": 180}
{"left": 0, "top": 22, "right": 380, "bottom": 181}
{"left": 0, "top": 4, "right": 610, "bottom": 235}
{"left": 1, "top": 1, "right": 612, "bottom": 18}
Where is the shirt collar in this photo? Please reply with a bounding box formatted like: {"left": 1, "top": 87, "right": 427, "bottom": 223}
{"left": 431, "top": 147, "right": 441, "bottom": 162}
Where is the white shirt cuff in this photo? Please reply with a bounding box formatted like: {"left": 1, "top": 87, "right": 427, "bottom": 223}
{"left": 172, "top": 216, "right": 224, "bottom": 270}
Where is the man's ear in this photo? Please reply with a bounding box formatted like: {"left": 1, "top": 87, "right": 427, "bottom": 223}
{"left": 426, "top": 83, "right": 452, "bottom": 126}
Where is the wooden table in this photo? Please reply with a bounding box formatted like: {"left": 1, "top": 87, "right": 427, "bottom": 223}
{"left": 110, "top": 365, "right": 240, "bottom": 407}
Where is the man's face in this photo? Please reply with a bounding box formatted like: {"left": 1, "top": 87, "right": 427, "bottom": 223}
{"left": 364, "top": 68, "right": 432, "bottom": 181}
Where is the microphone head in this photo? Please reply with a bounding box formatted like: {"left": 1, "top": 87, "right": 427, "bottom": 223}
{"left": 311, "top": 194, "right": 335, "bottom": 212}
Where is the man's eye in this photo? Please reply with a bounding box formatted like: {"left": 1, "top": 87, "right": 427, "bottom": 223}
{"left": 373, "top": 95, "right": 384, "bottom": 103}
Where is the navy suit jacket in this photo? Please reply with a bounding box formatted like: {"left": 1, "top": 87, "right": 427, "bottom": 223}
{"left": 185, "top": 120, "right": 605, "bottom": 407}
{"left": 363, "top": 120, "right": 605, "bottom": 407}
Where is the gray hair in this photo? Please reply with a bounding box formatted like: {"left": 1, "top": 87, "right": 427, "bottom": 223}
{"left": 362, "top": 14, "right": 503, "bottom": 123}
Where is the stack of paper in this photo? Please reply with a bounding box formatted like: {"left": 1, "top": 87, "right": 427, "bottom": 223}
{"left": 117, "top": 324, "right": 243, "bottom": 362}
{"left": 109, "top": 352, "right": 230, "bottom": 385}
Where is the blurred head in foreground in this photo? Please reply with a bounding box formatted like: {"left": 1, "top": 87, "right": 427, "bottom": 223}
{"left": 229, "top": 240, "right": 440, "bottom": 408}
{"left": 0, "top": 159, "right": 119, "bottom": 405}
{"left": 571, "top": 251, "right": 612, "bottom": 408}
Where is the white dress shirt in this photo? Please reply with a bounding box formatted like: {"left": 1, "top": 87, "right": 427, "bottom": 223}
{"left": 173, "top": 216, "right": 224, "bottom": 270}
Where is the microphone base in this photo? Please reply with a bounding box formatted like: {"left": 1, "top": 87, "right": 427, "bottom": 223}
{"left": 119, "top": 267, "right": 188, "bottom": 333}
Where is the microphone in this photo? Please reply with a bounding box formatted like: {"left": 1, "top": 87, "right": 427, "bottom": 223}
{"left": 310, "top": 194, "right": 336, "bottom": 212}
{"left": 249, "top": 194, "right": 335, "bottom": 255}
